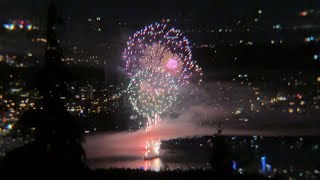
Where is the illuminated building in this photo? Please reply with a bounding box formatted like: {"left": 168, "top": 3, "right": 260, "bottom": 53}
{"left": 261, "top": 156, "right": 266, "bottom": 173}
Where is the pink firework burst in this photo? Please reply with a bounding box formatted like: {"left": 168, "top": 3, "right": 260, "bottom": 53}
{"left": 166, "top": 58, "right": 178, "bottom": 70}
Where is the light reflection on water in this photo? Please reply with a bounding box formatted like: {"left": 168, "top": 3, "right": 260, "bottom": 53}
{"left": 85, "top": 133, "right": 211, "bottom": 171}
{"left": 89, "top": 157, "right": 210, "bottom": 171}
{"left": 144, "top": 158, "right": 163, "bottom": 171}
{"left": 89, "top": 158, "right": 162, "bottom": 171}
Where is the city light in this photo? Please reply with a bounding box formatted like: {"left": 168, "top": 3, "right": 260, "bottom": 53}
{"left": 300, "top": 11, "right": 308, "bottom": 16}
{"left": 26, "top": 24, "right": 32, "bottom": 30}
{"left": 261, "top": 156, "right": 266, "bottom": 173}
{"left": 6, "top": 124, "right": 13, "bottom": 130}
{"left": 3, "top": 24, "right": 15, "bottom": 30}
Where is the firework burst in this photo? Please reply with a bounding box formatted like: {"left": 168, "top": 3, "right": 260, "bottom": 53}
{"left": 127, "top": 67, "right": 179, "bottom": 122}
{"left": 124, "top": 21, "right": 203, "bottom": 159}
{"left": 123, "top": 22, "right": 201, "bottom": 84}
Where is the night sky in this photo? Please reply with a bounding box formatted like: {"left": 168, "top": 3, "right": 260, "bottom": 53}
{"left": 1, "top": 0, "right": 320, "bottom": 23}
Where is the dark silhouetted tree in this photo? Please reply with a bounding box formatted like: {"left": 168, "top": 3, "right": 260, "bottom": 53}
{"left": 0, "top": 1, "right": 88, "bottom": 178}
{"left": 210, "top": 121, "right": 232, "bottom": 176}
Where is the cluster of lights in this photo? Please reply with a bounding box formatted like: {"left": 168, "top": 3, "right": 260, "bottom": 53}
{"left": 0, "top": 93, "right": 37, "bottom": 134}
{"left": 299, "top": 9, "right": 320, "bottom": 17}
{"left": 304, "top": 36, "right": 316, "bottom": 42}
{"left": 3, "top": 21, "right": 33, "bottom": 31}
{"left": 3, "top": 24, "right": 15, "bottom": 30}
